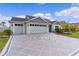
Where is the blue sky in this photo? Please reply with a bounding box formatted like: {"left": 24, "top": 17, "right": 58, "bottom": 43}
{"left": 0, "top": 3, "right": 79, "bottom": 26}
{"left": 0, "top": 3, "right": 72, "bottom": 16}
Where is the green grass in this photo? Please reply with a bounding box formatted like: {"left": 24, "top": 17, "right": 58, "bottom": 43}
{"left": 0, "top": 32, "right": 4, "bottom": 36}
{"left": 64, "top": 32, "right": 79, "bottom": 38}
{"left": 0, "top": 32, "right": 9, "bottom": 52}
{"left": 0, "top": 38, "right": 8, "bottom": 52}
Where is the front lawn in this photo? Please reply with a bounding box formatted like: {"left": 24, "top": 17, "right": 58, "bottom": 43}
{"left": 64, "top": 32, "right": 79, "bottom": 38}
{"left": 0, "top": 32, "right": 4, "bottom": 36}
{"left": 0, "top": 38, "right": 8, "bottom": 52}
{"left": 0, "top": 32, "right": 9, "bottom": 52}
{"left": 0, "top": 29, "right": 12, "bottom": 53}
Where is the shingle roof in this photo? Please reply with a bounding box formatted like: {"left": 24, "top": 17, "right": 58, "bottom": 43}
{"left": 25, "top": 15, "right": 35, "bottom": 20}
{"left": 51, "top": 21, "right": 60, "bottom": 24}
{"left": 10, "top": 16, "right": 60, "bottom": 24}
{"left": 11, "top": 17, "right": 25, "bottom": 21}
{"left": 10, "top": 16, "right": 35, "bottom": 22}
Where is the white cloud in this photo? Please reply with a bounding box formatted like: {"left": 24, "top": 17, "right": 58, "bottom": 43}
{"left": 33, "top": 13, "right": 54, "bottom": 21}
{"left": 55, "top": 7, "right": 79, "bottom": 22}
{"left": 55, "top": 7, "right": 79, "bottom": 17}
{"left": 72, "top": 3, "right": 79, "bottom": 7}
{"left": 0, "top": 14, "right": 11, "bottom": 27}
{"left": 15, "top": 15, "right": 26, "bottom": 18}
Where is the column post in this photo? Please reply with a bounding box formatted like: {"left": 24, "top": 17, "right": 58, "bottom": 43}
{"left": 13, "top": 23, "right": 15, "bottom": 34}
{"left": 29, "top": 23, "right": 30, "bottom": 34}
{"left": 47, "top": 24, "right": 49, "bottom": 33}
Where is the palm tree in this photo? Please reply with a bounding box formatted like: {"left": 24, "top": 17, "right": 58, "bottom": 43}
{"left": 1, "top": 22, "right": 5, "bottom": 26}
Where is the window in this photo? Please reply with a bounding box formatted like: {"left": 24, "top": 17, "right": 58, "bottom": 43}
{"left": 43, "top": 25, "right": 46, "bottom": 27}
{"left": 39, "top": 25, "right": 42, "bottom": 26}
{"left": 15, "top": 24, "right": 23, "bottom": 26}
{"left": 30, "top": 24, "right": 32, "bottom": 26}
{"left": 30, "top": 24, "right": 34, "bottom": 26}
{"left": 15, "top": 24, "right": 17, "bottom": 26}
{"left": 37, "top": 24, "right": 39, "bottom": 26}
{"left": 39, "top": 25, "right": 46, "bottom": 27}
{"left": 18, "top": 24, "right": 20, "bottom": 26}
{"left": 35, "top": 24, "right": 37, "bottom": 26}
{"left": 21, "top": 24, "right": 23, "bottom": 26}
{"left": 30, "top": 24, "right": 47, "bottom": 27}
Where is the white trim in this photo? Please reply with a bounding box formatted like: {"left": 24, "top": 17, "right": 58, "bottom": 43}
{"left": 47, "top": 25, "right": 49, "bottom": 33}
{"left": 26, "top": 17, "right": 38, "bottom": 23}
{"left": 24, "top": 22, "right": 26, "bottom": 34}
{"left": 39, "top": 17, "right": 50, "bottom": 24}
{"left": 13, "top": 23, "right": 15, "bottom": 34}
{"left": 26, "top": 17, "right": 50, "bottom": 24}
{"left": 23, "top": 23, "right": 25, "bottom": 34}
{"left": 29, "top": 23, "right": 30, "bottom": 33}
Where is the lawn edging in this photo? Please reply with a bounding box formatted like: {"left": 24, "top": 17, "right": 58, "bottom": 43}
{"left": 54, "top": 33, "right": 79, "bottom": 39}
{"left": 0, "top": 35, "right": 13, "bottom": 56}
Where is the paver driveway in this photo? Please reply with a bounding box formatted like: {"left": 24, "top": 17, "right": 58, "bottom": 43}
{"left": 6, "top": 33, "right": 79, "bottom": 56}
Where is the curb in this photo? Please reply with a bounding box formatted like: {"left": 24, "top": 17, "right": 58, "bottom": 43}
{"left": 69, "top": 49, "right": 79, "bottom": 56}
{"left": 0, "top": 35, "right": 13, "bottom": 56}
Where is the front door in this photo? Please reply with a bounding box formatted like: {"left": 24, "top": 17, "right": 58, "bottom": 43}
{"left": 49, "top": 25, "right": 52, "bottom": 32}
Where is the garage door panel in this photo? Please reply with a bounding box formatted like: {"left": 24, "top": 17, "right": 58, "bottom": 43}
{"left": 30, "top": 26, "right": 47, "bottom": 33}
{"left": 15, "top": 26, "right": 23, "bottom": 34}
{"left": 15, "top": 24, "right": 24, "bottom": 34}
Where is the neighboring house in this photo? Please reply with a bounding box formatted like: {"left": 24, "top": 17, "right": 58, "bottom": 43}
{"left": 0, "top": 22, "right": 7, "bottom": 32}
{"left": 9, "top": 16, "right": 62, "bottom": 34}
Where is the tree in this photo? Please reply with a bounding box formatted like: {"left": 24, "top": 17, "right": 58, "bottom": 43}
{"left": 59, "top": 21, "right": 77, "bottom": 32}
{"left": 70, "top": 24, "right": 76, "bottom": 32}
{"left": 3, "top": 29, "right": 12, "bottom": 37}
{"left": 62, "top": 22, "right": 76, "bottom": 32}
{"left": 63, "top": 23, "right": 70, "bottom": 32}
{"left": 1, "top": 22, "right": 5, "bottom": 26}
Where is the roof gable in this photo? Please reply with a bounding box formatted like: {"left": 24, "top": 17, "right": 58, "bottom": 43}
{"left": 9, "top": 16, "right": 54, "bottom": 24}
{"left": 27, "top": 17, "right": 51, "bottom": 24}
{"left": 51, "top": 21, "right": 60, "bottom": 24}
{"left": 25, "top": 15, "right": 35, "bottom": 20}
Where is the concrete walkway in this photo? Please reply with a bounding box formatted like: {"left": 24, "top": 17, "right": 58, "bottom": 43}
{"left": 5, "top": 33, "right": 79, "bottom": 56}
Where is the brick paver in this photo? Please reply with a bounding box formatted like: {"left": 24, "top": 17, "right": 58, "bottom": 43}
{"left": 6, "top": 33, "right": 79, "bottom": 56}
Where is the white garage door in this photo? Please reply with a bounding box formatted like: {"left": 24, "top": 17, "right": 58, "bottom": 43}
{"left": 15, "top": 24, "right": 24, "bottom": 34}
{"left": 30, "top": 24, "right": 48, "bottom": 33}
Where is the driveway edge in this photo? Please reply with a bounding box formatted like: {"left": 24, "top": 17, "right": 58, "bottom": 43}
{"left": 0, "top": 35, "right": 13, "bottom": 56}
{"left": 69, "top": 49, "right": 79, "bottom": 56}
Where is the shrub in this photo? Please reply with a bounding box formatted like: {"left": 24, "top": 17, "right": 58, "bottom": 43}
{"left": 3, "top": 29, "right": 12, "bottom": 37}
{"left": 55, "top": 27, "right": 62, "bottom": 33}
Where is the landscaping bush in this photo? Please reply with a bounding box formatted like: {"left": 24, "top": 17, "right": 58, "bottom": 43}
{"left": 55, "top": 27, "right": 62, "bottom": 33}
{"left": 3, "top": 29, "right": 12, "bottom": 37}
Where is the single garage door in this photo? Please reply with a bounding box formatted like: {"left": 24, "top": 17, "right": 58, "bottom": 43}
{"left": 29, "top": 24, "right": 48, "bottom": 33}
{"left": 15, "top": 24, "right": 24, "bottom": 34}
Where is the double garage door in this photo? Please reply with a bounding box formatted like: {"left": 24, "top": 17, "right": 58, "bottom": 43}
{"left": 14, "top": 23, "right": 48, "bottom": 34}
{"left": 29, "top": 24, "right": 48, "bottom": 33}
